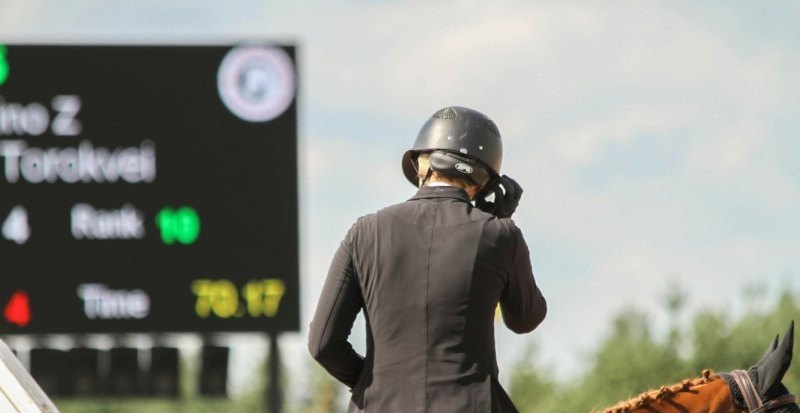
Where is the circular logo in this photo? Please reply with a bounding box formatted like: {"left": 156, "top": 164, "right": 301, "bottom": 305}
{"left": 455, "top": 163, "right": 474, "bottom": 174}
{"left": 217, "top": 46, "right": 296, "bottom": 122}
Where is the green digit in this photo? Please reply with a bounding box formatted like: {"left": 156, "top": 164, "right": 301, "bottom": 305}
{"left": 0, "top": 45, "right": 9, "bottom": 87}
{"left": 174, "top": 207, "right": 200, "bottom": 244}
{"left": 156, "top": 208, "right": 176, "bottom": 244}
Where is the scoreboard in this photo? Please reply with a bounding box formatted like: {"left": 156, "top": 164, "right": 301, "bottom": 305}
{"left": 0, "top": 44, "right": 299, "bottom": 334}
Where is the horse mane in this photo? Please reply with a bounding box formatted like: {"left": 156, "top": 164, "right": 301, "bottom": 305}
{"left": 599, "top": 369, "right": 719, "bottom": 413}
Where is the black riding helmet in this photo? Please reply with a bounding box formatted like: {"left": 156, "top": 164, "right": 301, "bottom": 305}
{"left": 402, "top": 106, "right": 503, "bottom": 187}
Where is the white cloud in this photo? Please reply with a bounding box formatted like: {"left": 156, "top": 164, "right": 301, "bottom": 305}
{"left": 555, "top": 102, "right": 704, "bottom": 166}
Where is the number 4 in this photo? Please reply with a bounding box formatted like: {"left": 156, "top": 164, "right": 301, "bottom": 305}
{"left": 2, "top": 206, "right": 31, "bottom": 245}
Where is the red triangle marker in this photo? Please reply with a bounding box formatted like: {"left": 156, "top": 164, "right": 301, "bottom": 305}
{"left": 4, "top": 290, "right": 32, "bottom": 328}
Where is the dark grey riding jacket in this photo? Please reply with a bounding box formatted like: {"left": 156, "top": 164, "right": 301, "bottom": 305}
{"left": 308, "top": 186, "right": 547, "bottom": 412}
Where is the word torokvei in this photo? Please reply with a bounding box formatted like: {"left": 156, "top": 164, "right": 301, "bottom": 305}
{"left": 0, "top": 139, "right": 156, "bottom": 184}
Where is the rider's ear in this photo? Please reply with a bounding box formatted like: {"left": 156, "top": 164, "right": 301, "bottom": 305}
{"left": 755, "top": 321, "right": 794, "bottom": 396}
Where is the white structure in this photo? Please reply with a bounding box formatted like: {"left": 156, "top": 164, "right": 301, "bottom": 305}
{"left": 0, "top": 338, "right": 60, "bottom": 413}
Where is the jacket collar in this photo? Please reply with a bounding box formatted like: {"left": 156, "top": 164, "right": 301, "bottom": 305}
{"left": 409, "top": 185, "right": 472, "bottom": 203}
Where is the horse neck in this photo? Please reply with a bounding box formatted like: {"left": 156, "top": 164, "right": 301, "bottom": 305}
{"left": 606, "top": 378, "right": 746, "bottom": 413}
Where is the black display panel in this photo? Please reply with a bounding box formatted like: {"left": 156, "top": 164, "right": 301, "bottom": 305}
{"left": 0, "top": 44, "right": 299, "bottom": 334}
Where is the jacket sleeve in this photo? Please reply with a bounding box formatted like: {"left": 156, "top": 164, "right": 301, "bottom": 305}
{"left": 307, "top": 229, "right": 364, "bottom": 388}
{"left": 499, "top": 225, "right": 547, "bottom": 334}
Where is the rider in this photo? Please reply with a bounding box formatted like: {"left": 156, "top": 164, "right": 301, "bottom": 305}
{"left": 309, "top": 106, "right": 547, "bottom": 412}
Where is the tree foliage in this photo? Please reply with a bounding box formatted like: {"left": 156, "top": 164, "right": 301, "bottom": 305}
{"left": 509, "top": 289, "right": 800, "bottom": 413}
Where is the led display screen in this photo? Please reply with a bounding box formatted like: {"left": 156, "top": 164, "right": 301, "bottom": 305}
{"left": 0, "top": 44, "right": 299, "bottom": 334}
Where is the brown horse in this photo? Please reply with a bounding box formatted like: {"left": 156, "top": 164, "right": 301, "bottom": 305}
{"left": 599, "top": 322, "right": 798, "bottom": 413}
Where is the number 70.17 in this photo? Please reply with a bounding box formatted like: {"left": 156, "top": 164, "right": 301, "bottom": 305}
{"left": 191, "top": 279, "right": 285, "bottom": 319}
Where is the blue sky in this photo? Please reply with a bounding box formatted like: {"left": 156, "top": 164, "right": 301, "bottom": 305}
{"left": 2, "top": 0, "right": 799, "bottom": 401}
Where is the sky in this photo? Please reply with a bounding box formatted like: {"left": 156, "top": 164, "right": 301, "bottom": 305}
{"left": 1, "top": 0, "right": 799, "bottom": 403}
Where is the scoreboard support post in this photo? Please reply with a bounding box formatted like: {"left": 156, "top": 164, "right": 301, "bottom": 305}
{"left": 267, "top": 333, "right": 283, "bottom": 413}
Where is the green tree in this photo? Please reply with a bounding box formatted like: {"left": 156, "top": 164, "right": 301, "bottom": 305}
{"left": 293, "top": 362, "right": 342, "bottom": 413}
{"left": 510, "top": 288, "right": 799, "bottom": 413}
{"left": 508, "top": 344, "right": 558, "bottom": 413}
{"left": 557, "top": 310, "right": 690, "bottom": 413}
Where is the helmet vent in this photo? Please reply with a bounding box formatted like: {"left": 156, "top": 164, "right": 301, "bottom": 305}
{"left": 432, "top": 107, "right": 457, "bottom": 119}
{"left": 484, "top": 120, "right": 500, "bottom": 137}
